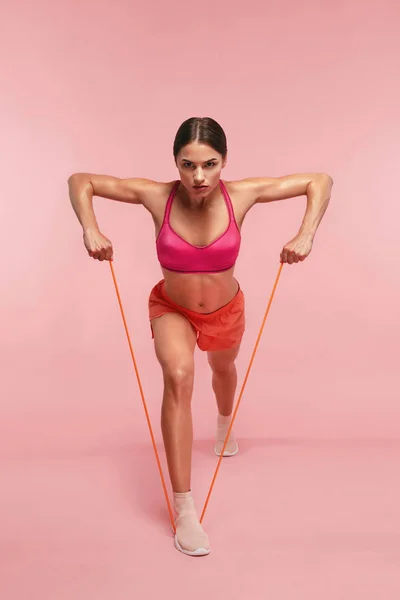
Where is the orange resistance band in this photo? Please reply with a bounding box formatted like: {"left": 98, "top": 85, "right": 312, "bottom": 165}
{"left": 200, "top": 261, "right": 283, "bottom": 522}
{"left": 108, "top": 261, "right": 176, "bottom": 533}
{"left": 108, "top": 260, "right": 284, "bottom": 532}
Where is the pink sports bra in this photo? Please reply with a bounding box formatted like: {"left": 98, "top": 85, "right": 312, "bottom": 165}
{"left": 156, "top": 180, "right": 241, "bottom": 273}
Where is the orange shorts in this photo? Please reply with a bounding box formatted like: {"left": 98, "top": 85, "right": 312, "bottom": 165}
{"left": 148, "top": 280, "right": 245, "bottom": 352}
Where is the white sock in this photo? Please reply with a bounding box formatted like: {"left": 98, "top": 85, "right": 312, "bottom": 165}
{"left": 173, "top": 491, "right": 210, "bottom": 556}
{"left": 214, "top": 413, "right": 239, "bottom": 456}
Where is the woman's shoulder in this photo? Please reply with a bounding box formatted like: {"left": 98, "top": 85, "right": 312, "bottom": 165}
{"left": 222, "top": 177, "right": 263, "bottom": 212}
{"left": 137, "top": 179, "right": 177, "bottom": 205}
{"left": 223, "top": 177, "right": 266, "bottom": 194}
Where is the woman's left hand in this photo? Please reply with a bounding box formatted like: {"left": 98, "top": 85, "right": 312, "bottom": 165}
{"left": 280, "top": 234, "right": 313, "bottom": 264}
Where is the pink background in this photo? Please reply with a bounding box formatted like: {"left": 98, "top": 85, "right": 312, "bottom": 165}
{"left": 1, "top": 0, "right": 400, "bottom": 598}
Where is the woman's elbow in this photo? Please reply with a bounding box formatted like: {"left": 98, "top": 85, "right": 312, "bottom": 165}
{"left": 67, "top": 172, "right": 89, "bottom": 184}
{"left": 320, "top": 173, "right": 334, "bottom": 187}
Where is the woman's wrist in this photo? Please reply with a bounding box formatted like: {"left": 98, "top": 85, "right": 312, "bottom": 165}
{"left": 297, "top": 226, "right": 315, "bottom": 241}
{"left": 83, "top": 225, "right": 100, "bottom": 235}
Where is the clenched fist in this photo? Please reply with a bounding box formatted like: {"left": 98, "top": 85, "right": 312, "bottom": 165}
{"left": 280, "top": 234, "right": 313, "bottom": 264}
{"left": 83, "top": 229, "right": 113, "bottom": 261}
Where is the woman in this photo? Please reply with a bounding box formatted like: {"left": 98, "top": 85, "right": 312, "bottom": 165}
{"left": 68, "top": 117, "right": 333, "bottom": 557}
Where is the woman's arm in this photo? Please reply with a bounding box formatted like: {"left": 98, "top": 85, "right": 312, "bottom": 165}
{"left": 245, "top": 173, "right": 334, "bottom": 264}
{"left": 67, "top": 173, "right": 156, "bottom": 261}
{"left": 68, "top": 173, "right": 154, "bottom": 229}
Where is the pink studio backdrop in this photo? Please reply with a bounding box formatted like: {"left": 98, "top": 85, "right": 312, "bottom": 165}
{"left": 2, "top": 1, "right": 400, "bottom": 598}
{"left": 1, "top": 0, "right": 399, "bottom": 455}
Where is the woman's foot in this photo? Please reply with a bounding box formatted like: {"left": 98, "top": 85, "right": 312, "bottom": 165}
{"left": 173, "top": 492, "right": 210, "bottom": 556}
{"left": 214, "top": 413, "right": 239, "bottom": 457}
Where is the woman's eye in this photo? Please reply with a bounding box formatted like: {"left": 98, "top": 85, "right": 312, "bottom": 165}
{"left": 182, "top": 162, "right": 215, "bottom": 168}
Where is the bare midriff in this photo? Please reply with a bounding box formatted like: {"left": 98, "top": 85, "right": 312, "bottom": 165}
{"left": 161, "top": 267, "right": 239, "bottom": 314}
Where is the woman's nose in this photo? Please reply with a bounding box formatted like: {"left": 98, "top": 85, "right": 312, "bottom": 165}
{"left": 193, "top": 169, "right": 205, "bottom": 183}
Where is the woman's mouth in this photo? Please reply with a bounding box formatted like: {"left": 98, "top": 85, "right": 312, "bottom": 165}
{"left": 193, "top": 185, "right": 208, "bottom": 192}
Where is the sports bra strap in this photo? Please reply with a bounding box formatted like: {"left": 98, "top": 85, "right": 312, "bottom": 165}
{"left": 164, "top": 181, "right": 180, "bottom": 223}
{"left": 219, "top": 180, "right": 234, "bottom": 221}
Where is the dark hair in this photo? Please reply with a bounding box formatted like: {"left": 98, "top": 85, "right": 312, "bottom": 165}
{"left": 173, "top": 117, "right": 227, "bottom": 160}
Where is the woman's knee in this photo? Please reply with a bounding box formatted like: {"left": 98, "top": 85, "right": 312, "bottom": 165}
{"left": 210, "top": 361, "right": 236, "bottom": 378}
{"left": 162, "top": 361, "right": 194, "bottom": 396}
{"left": 207, "top": 348, "right": 239, "bottom": 376}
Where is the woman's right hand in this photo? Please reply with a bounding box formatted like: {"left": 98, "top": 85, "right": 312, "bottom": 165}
{"left": 83, "top": 229, "right": 113, "bottom": 261}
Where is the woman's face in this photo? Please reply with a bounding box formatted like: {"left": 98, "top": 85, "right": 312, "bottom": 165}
{"left": 175, "top": 142, "right": 227, "bottom": 199}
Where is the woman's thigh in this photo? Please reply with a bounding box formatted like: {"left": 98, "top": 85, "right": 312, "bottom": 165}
{"left": 151, "top": 313, "right": 197, "bottom": 376}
